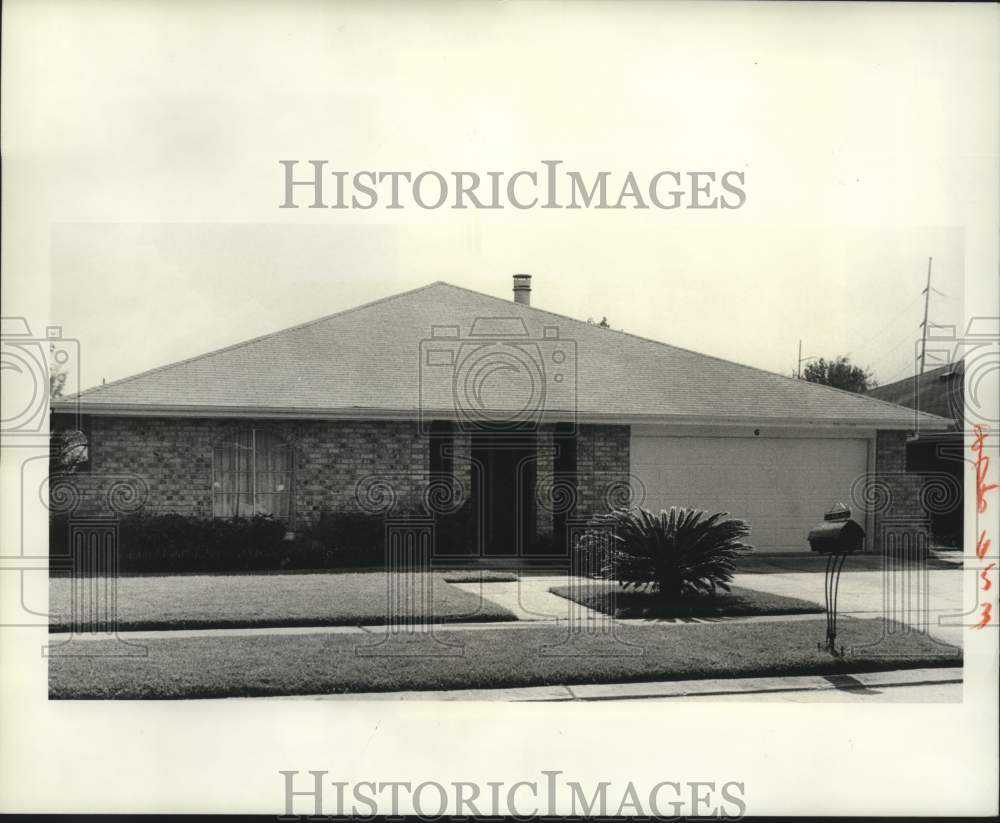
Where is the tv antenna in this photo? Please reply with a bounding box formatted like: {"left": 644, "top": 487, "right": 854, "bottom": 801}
{"left": 918, "top": 256, "right": 948, "bottom": 375}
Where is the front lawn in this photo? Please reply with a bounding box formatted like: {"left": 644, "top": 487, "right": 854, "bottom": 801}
{"left": 48, "top": 572, "right": 516, "bottom": 632}
{"left": 49, "top": 617, "right": 960, "bottom": 699}
{"left": 550, "top": 582, "right": 823, "bottom": 619}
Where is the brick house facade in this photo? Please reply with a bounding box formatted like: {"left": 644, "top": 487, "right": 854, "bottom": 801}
{"left": 54, "top": 415, "right": 633, "bottom": 550}
{"left": 51, "top": 278, "right": 953, "bottom": 558}
{"left": 53, "top": 416, "right": 935, "bottom": 554}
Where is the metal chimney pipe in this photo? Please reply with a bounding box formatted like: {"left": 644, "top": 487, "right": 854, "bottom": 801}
{"left": 513, "top": 273, "right": 532, "bottom": 305}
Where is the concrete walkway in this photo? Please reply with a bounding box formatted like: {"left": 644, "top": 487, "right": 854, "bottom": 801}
{"left": 247, "top": 666, "right": 962, "bottom": 702}
{"left": 449, "top": 576, "right": 604, "bottom": 621}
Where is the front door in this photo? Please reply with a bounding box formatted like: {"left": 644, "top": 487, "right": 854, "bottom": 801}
{"left": 471, "top": 433, "right": 537, "bottom": 556}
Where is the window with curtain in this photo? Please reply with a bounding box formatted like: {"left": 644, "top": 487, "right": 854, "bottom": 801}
{"left": 212, "top": 429, "right": 292, "bottom": 519}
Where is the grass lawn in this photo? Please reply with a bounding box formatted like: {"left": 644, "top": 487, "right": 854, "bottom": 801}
{"left": 48, "top": 572, "right": 516, "bottom": 632}
{"left": 550, "top": 582, "right": 823, "bottom": 619}
{"left": 49, "top": 617, "right": 960, "bottom": 699}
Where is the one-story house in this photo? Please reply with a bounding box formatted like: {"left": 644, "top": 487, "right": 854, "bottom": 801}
{"left": 50, "top": 275, "right": 952, "bottom": 557}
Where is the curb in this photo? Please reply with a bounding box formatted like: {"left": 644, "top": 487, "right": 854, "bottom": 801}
{"left": 245, "top": 666, "right": 963, "bottom": 702}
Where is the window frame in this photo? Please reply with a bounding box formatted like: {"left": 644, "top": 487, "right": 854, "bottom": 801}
{"left": 211, "top": 427, "right": 294, "bottom": 520}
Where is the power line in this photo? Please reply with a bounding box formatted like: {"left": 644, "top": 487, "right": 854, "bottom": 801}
{"left": 844, "top": 291, "right": 925, "bottom": 359}
{"left": 803, "top": 257, "right": 954, "bottom": 385}
{"left": 865, "top": 331, "right": 921, "bottom": 368}
{"left": 865, "top": 257, "right": 955, "bottom": 389}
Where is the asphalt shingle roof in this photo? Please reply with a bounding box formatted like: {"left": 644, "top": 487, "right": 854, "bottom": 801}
{"left": 57, "top": 282, "right": 949, "bottom": 429}
{"left": 866, "top": 361, "right": 962, "bottom": 427}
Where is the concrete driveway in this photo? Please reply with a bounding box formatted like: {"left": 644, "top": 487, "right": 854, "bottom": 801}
{"left": 733, "top": 568, "right": 964, "bottom": 646}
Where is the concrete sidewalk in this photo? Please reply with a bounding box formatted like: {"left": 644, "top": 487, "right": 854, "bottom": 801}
{"left": 45, "top": 610, "right": 836, "bottom": 641}
{"left": 249, "top": 666, "right": 962, "bottom": 702}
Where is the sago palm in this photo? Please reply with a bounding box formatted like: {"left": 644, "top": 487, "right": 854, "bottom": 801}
{"left": 579, "top": 506, "right": 752, "bottom": 600}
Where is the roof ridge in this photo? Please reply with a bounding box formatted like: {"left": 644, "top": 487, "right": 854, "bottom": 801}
{"left": 70, "top": 281, "right": 447, "bottom": 399}
{"left": 869, "top": 359, "right": 963, "bottom": 394}
{"left": 432, "top": 282, "right": 949, "bottom": 423}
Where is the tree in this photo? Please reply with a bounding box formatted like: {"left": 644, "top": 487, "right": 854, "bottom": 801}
{"left": 802, "top": 355, "right": 876, "bottom": 394}
{"left": 49, "top": 343, "right": 67, "bottom": 398}
{"left": 51, "top": 429, "right": 89, "bottom": 473}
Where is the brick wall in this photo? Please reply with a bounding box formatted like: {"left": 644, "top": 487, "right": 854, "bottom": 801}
{"left": 56, "top": 417, "right": 431, "bottom": 528}
{"left": 52, "top": 417, "right": 632, "bottom": 536}
{"left": 534, "top": 425, "right": 556, "bottom": 537}
{"left": 574, "top": 424, "right": 631, "bottom": 520}
{"left": 530, "top": 423, "right": 631, "bottom": 542}
{"left": 872, "top": 429, "right": 930, "bottom": 553}
{"left": 53, "top": 417, "right": 629, "bottom": 534}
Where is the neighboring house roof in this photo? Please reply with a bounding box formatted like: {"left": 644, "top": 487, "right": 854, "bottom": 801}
{"left": 866, "top": 360, "right": 963, "bottom": 428}
{"left": 52, "top": 282, "right": 951, "bottom": 429}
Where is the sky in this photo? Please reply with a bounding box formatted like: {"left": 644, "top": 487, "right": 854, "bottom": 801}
{"left": 3, "top": 1, "right": 995, "bottom": 396}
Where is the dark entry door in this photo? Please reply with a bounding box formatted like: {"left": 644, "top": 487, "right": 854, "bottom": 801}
{"left": 471, "top": 434, "right": 537, "bottom": 556}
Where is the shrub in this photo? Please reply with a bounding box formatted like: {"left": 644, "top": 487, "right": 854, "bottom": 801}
{"left": 116, "top": 512, "right": 293, "bottom": 571}
{"left": 49, "top": 506, "right": 486, "bottom": 573}
{"left": 50, "top": 511, "right": 326, "bottom": 573}
{"left": 299, "top": 511, "right": 387, "bottom": 567}
{"left": 576, "top": 506, "right": 752, "bottom": 600}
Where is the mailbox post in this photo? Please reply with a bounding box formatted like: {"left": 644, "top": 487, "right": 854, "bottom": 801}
{"left": 808, "top": 502, "right": 865, "bottom": 656}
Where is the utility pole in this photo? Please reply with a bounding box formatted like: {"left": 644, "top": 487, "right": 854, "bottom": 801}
{"left": 918, "top": 256, "right": 933, "bottom": 375}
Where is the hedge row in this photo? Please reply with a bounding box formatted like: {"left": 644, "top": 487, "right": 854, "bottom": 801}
{"left": 48, "top": 506, "right": 482, "bottom": 573}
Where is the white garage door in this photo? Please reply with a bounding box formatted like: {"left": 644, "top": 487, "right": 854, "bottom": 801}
{"left": 630, "top": 433, "right": 869, "bottom": 552}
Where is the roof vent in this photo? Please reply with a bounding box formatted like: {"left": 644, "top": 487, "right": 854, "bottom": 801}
{"left": 513, "top": 273, "right": 531, "bottom": 305}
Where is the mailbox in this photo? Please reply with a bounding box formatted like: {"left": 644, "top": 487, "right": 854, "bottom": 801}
{"left": 808, "top": 502, "right": 865, "bottom": 554}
